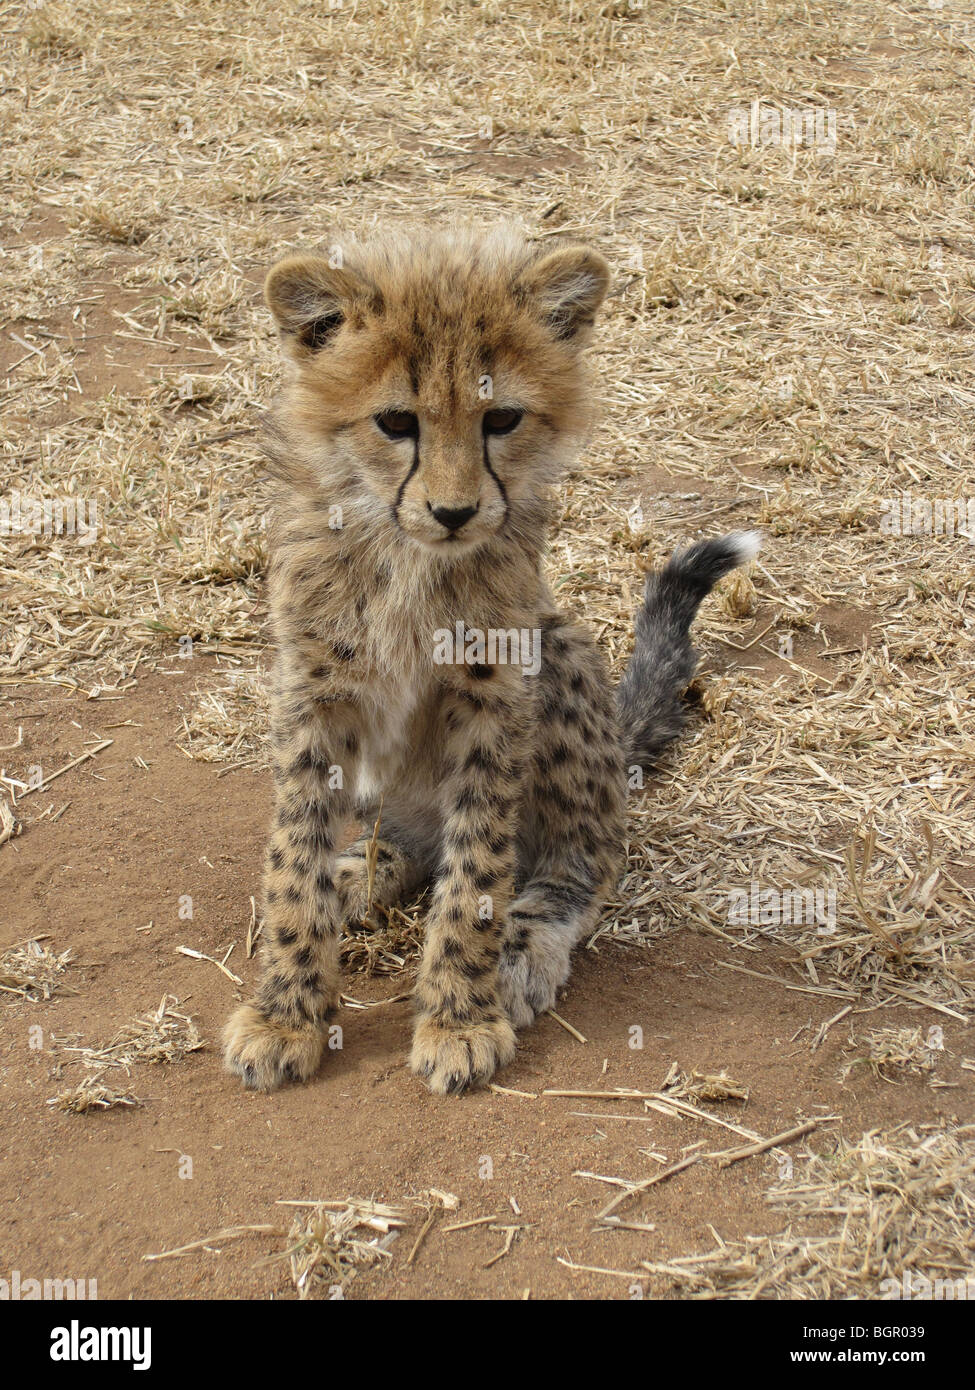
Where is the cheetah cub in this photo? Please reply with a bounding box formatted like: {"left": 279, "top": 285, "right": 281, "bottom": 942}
{"left": 223, "top": 226, "right": 758, "bottom": 1095}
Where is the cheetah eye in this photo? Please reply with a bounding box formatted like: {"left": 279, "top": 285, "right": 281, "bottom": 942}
{"left": 483, "top": 408, "right": 523, "bottom": 436}
{"left": 374, "top": 410, "right": 419, "bottom": 440}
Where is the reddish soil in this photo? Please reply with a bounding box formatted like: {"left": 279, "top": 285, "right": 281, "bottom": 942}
{"left": 2, "top": 673, "right": 971, "bottom": 1300}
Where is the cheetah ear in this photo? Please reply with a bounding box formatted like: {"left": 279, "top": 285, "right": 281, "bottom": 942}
{"left": 264, "top": 254, "right": 374, "bottom": 356}
{"left": 517, "top": 244, "right": 610, "bottom": 342}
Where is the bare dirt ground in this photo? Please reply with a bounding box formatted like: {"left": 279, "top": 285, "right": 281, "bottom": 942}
{"left": 2, "top": 0, "right": 974, "bottom": 1300}
{"left": 4, "top": 673, "right": 972, "bottom": 1300}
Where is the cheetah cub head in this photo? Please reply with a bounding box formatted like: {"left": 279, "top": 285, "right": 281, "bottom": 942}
{"left": 264, "top": 226, "right": 609, "bottom": 556}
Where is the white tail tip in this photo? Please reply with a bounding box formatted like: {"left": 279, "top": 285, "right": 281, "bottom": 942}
{"left": 727, "top": 529, "right": 762, "bottom": 565}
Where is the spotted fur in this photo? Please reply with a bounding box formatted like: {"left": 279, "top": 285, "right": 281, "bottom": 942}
{"left": 223, "top": 226, "right": 756, "bottom": 1095}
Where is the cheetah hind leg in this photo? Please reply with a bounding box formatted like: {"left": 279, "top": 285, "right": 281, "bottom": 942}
{"left": 334, "top": 835, "right": 424, "bottom": 926}
{"left": 497, "top": 876, "right": 603, "bottom": 1029}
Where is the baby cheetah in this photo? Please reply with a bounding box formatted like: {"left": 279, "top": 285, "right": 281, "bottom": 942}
{"left": 223, "top": 225, "right": 758, "bottom": 1095}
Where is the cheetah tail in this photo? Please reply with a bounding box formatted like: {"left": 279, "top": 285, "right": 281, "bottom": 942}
{"left": 616, "top": 530, "right": 761, "bottom": 769}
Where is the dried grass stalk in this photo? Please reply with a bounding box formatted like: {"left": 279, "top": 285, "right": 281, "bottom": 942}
{"left": 667, "top": 1125, "right": 975, "bottom": 1299}
{"left": 0, "top": 939, "right": 72, "bottom": 1000}
{"left": 281, "top": 1199, "right": 407, "bottom": 1299}
{"left": 49, "top": 1076, "right": 142, "bottom": 1114}
{"left": 842, "top": 1026, "right": 942, "bottom": 1083}
{"left": 65, "top": 994, "right": 203, "bottom": 1072}
{"left": 663, "top": 1066, "right": 750, "bottom": 1104}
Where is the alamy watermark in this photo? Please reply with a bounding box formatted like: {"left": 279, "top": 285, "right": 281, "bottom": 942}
{"left": 433, "top": 623, "right": 542, "bottom": 677}
{"left": 881, "top": 1269, "right": 975, "bottom": 1300}
{"left": 728, "top": 101, "right": 837, "bottom": 155}
{"left": 1, "top": 1268, "right": 97, "bottom": 1300}
{"left": 727, "top": 880, "right": 837, "bottom": 934}
{"left": 0, "top": 491, "right": 98, "bottom": 546}
{"left": 880, "top": 493, "right": 974, "bottom": 544}
{"left": 50, "top": 1320, "right": 150, "bottom": 1370}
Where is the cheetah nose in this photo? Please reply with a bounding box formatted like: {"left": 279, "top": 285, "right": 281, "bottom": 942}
{"left": 431, "top": 504, "right": 478, "bottom": 532}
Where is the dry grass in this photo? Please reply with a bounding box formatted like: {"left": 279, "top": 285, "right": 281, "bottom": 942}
{"left": 50, "top": 995, "right": 203, "bottom": 1115}
{"left": 63, "top": 994, "right": 204, "bottom": 1072}
{"left": 0, "top": 938, "right": 72, "bottom": 1001}
{"left": 340, "top": 898, "right": 428, "bottom": 977}
{"left": 276, "top": 1199, "right": 407, "bottom": 1299}
{"left": 842, "top": 1024, "right": 943, "bottom": 1083}
{"left": 49, "top": 1075, "right": 143, "bottom": 1114}
{"left": 177, "top": 662, "right": 270, "bottom": 772}
{"left": 661, "top": 1123, "right": 975, "bottom": 1299}
{"left": 662, "top": 1063, "right": 750, "bottom": 1104}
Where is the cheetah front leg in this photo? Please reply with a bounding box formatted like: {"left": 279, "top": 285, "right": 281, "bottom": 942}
{"left": 223, "top": 693, "right": 361, "bottom": 1090}
{"left": 409, "top": 673, "right": 528, "bottom": 1095}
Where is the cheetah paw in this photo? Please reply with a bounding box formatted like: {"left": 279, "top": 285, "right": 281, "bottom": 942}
{"left": 409, "top": 1015, "right": 516, "bottom": 1096}
{"left": 223, "top": 1003, "right": 325, "bottom": 1090}
{"left": 497, "top": 948, "right": 568, "bottom": 1030}
{"left": 334, "top": 856, "right": 376, "bottom": 923}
